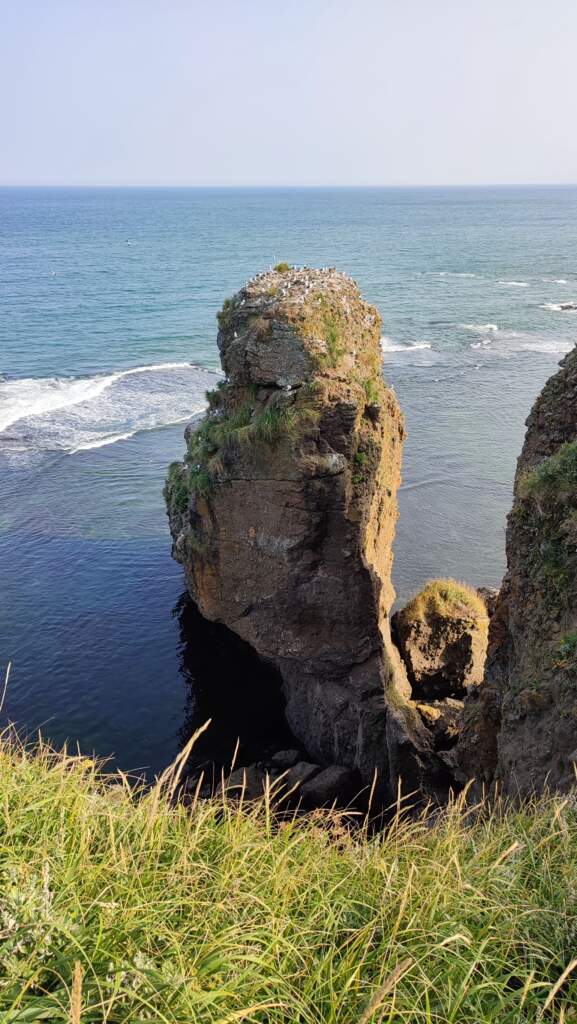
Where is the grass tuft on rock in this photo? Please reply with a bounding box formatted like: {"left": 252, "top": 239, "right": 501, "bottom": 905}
{"left": 401, "top": 578, "right": 488, "bottom": 623}
{"left": 516, "top": 441, "right": 577, "bottom": 606}
{"left": 0, "top": 732, "right": 576, "bottom": 1022}
{"left": 519, "top": 439, "right": 577, "bottom": 503}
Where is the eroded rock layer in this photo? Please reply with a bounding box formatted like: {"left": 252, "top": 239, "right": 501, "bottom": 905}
{"left": 460, "top": 346, "right": 577, "bottom": 796}
{"left": 166, "top": 267, "right": 431, "bottom": 801}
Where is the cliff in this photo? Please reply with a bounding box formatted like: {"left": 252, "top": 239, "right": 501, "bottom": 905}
{"left": 166, "top": 267, "right": 431, "bottom": 801}
{"left": 460, "top": 346, "right": 577, "bottom": 796}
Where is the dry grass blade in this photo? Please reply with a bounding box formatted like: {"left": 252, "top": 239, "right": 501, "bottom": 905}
{"left": 0, "top": 662, "right": 11, "bottom": 715}
{"left": 358, "top": 957, "right": 413, "bottom": 1024}
{"left": 542, "top": 957, "right": 577, "bottom": 1012}
{"left": 70, "top": 960, "right": 83, "bottom": 1024}
{"left": 491, "top": 840, "right": 522, "bottom": 868}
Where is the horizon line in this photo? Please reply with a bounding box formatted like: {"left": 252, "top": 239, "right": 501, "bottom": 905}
{"left": 1, "top": 181, "right": 577, "bottom": 190}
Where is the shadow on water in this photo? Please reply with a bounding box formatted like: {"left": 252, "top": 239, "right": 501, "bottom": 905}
{"left": 175, "top": 593, "right": 298, "bottom": 786}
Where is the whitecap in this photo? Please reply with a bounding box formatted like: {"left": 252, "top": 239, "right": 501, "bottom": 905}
{"left": 497, "top": 280, "right": 529, "bottom": 287}
{"left": 430, "top": 271, "right": 477, "bottom": 278}
{"left": 0, "top": 362, "right": 221, "bottom": 455}
{"left": 461, "top": 323, "right": 499, "bottom": 333}
{"left": 381, "top": 337, "right": 432, "bottom": 353}
{"left": 470, "top": 329, "right": 573, "bottom": 355}
{"left": 541, "top": 301, "right": 577, "bottom": 312}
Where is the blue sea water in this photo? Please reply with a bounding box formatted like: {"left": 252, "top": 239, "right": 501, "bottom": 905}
{"left": 1, "top": 186, "right": 577, "bottom": 775}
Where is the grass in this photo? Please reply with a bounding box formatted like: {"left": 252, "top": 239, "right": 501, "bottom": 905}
{"left": 166, "top": 390, "right": 315, "bottom": 511}
{"left": 0, "top": 732, "right": 577, "bottom": 1022}
{"left": 216, "top": 297, "right": 235, "bottom": 329}
{"left": 361, "top": 376, "right": 381, "bottom": 404}
{"left": 516, "top": 441, "right": 577, "bottom": 606}
{"left": 163, "top": 462, "right": 189, "bottom": 515}
{"left": 400, "top": 579, "right": 488, "bottom": 623}
{"left": 518, "top": 440, "right": 577, "bottom": 503}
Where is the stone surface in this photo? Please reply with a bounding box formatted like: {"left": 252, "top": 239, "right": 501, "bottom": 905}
{"left": 393, "top": 581, "right": 489, "bottom": 700}
{"left": 166, "top": 267, "right": 431, "bottom": 804}
{"left": 269, "top": 749, "right": 301, "bottom": 769}
{"left": 416, "top": 699, "right": 464, "bottom": 750}
{"left": 459, "top": 345, "right": 577, "bottom": 797}
{"left": 299, "top": 765, "right": 359, "bottom": 807}
{"left": 477, "top": 587, "right": 499, "bottom": 618}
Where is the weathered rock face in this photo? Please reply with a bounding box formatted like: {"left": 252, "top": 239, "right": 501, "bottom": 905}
{"left": 166, "top": 267, "right": 431, "bottom": 802}
{"left": 393, "top": 580, "right": 489, "bottom": 700}
{"left": 460, "top": 346, "right": 577, "bottom": 797}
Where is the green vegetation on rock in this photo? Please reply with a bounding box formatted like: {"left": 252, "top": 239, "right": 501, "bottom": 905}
{"left": 519, "top": 439, "right": 577, "bottom": 502}
{"left": 401, "top": 578, "right": 488, "bottom": 623}
{"left": 1, "top": 734, "right": 577, "bottom": 1022}
{"left": 517, "top": 441, "right": 577, "bottom": 606}
{"left": 216, "top": 296, "right": 234, "bottom": 328}
{"left": 166, "top": 389, "right": 316, "bottom": 510}
{"left": 274, "top": 262, "right": 291, "bottom": 273}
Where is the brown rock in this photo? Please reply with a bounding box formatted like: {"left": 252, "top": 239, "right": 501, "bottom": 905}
{"left": 393, "top": 580, "right": 489, "bottom": 700}
{"left": 166, "top": 267, "right": 431, "bottom": 804}
{"left": 461, "top": 345, "right": 577, "bottom": 797}
{"left": 416, "top": 699, "right": 464, "bottom": 750}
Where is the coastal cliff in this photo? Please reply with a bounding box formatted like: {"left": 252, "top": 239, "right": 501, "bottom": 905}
{"left": 166, "top": 267, "right": 431, "bottom": 800}
{"left": 460, "top": 346, "right": 577, "bottom": 796}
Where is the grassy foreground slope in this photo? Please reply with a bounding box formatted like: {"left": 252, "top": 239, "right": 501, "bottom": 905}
{"left": 0, "top": 736, "right": 576, "bottom": 1023}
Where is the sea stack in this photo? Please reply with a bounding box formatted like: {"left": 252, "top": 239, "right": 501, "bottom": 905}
{"left": 166, "top": 266, "right": 431, "bottom": 801}
{"left": 460, "top": 345, "right": 577, "bottom": 796}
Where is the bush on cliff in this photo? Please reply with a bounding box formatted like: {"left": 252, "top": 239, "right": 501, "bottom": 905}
{"left": 0, "top": 732, "right": 577, "bottom": 1022}
{"left": 400, "top": 578, "right": 488, "bottom": 623}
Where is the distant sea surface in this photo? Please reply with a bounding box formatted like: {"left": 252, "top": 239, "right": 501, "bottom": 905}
{"left": 1, "top": 186, "right": 577, "bottom": 774}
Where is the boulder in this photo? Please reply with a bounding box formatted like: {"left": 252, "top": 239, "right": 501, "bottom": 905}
{"left": 299, "top": 765, "right": 359, "bottom": 807}
{"left": 269, "top": 749, "right": 301, "bottom": 769}
{"left": 393, "top": 580, "right": 489, "bottom": 700}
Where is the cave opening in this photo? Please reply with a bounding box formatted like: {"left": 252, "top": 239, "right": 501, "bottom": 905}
{"left": 175, "top": 593, "right": 300, "bottom": 792}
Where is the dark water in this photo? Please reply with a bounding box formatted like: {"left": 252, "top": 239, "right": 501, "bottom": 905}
{"left": 1, "top": 186, "right": 576, "bottom": 775}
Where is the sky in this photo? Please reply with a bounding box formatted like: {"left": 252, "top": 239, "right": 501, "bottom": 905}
{"left": 2, "top": 0, "right": 577, "bottom": 187}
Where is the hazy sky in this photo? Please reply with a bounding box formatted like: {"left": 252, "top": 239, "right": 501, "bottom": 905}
{"left": 2, "top": 0, "right": 577, "bottom": 186}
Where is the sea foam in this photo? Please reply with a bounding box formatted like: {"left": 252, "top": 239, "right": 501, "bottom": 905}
{"left": 0, "top": 363, "right": 221, "bottom": 454}
{"left": 381, "top": 337, "right": 432, "bottom": 353}
{"left": 461, "top": 323, "right": 499, "bottom": 333}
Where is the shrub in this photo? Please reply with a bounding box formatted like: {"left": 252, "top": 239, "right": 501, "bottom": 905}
{"left": 216, "top": 296, "right": 235, "bottom": 328}
{"left": 205, "top": 380, "right": 226, "bottom": 410}
{"left": 164, "top": 461, "right": 189, "bottom": 515}
{"left": 274, "top": 262, "right": 291, "bottom": 273}
{"left": 401, "top": 578, "right": 488, "bottom": 623}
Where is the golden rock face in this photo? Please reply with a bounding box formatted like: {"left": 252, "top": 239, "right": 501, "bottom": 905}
{"left": 166, "top": 267, "right": 434, "bottom": 804}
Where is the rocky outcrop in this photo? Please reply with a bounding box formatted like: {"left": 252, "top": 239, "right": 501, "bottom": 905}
{"left": 393, "top": 580, "right": 489, "bottom": 699}
{"left": 166, "top": 267, "right": 432, "bottom": 804}
{"left": 460, "top": 346, "right": 577, "bottom": 797}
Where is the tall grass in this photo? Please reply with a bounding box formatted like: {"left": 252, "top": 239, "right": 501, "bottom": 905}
{"left": 0, "top": 728, "right": 576, "bottom": 1022}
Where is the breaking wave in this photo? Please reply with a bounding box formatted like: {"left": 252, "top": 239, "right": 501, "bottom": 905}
{"left": 0, "top": 362, "right": 221, "bottom": 454}
{"left": 381, "top": 337, "right": 432, "bottom": 353}
{"left": 470, "top": 329, "right": 573, "bottom": 355}
{"left": 461, "top": 323, "right": 499, "bottom": 333}
{"left": 497, "top": 280, "right": 529, "bottom": 288}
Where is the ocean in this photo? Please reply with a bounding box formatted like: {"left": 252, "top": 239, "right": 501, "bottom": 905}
{"left": 1, "top": 185, "right": 576, "bottom": 775}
